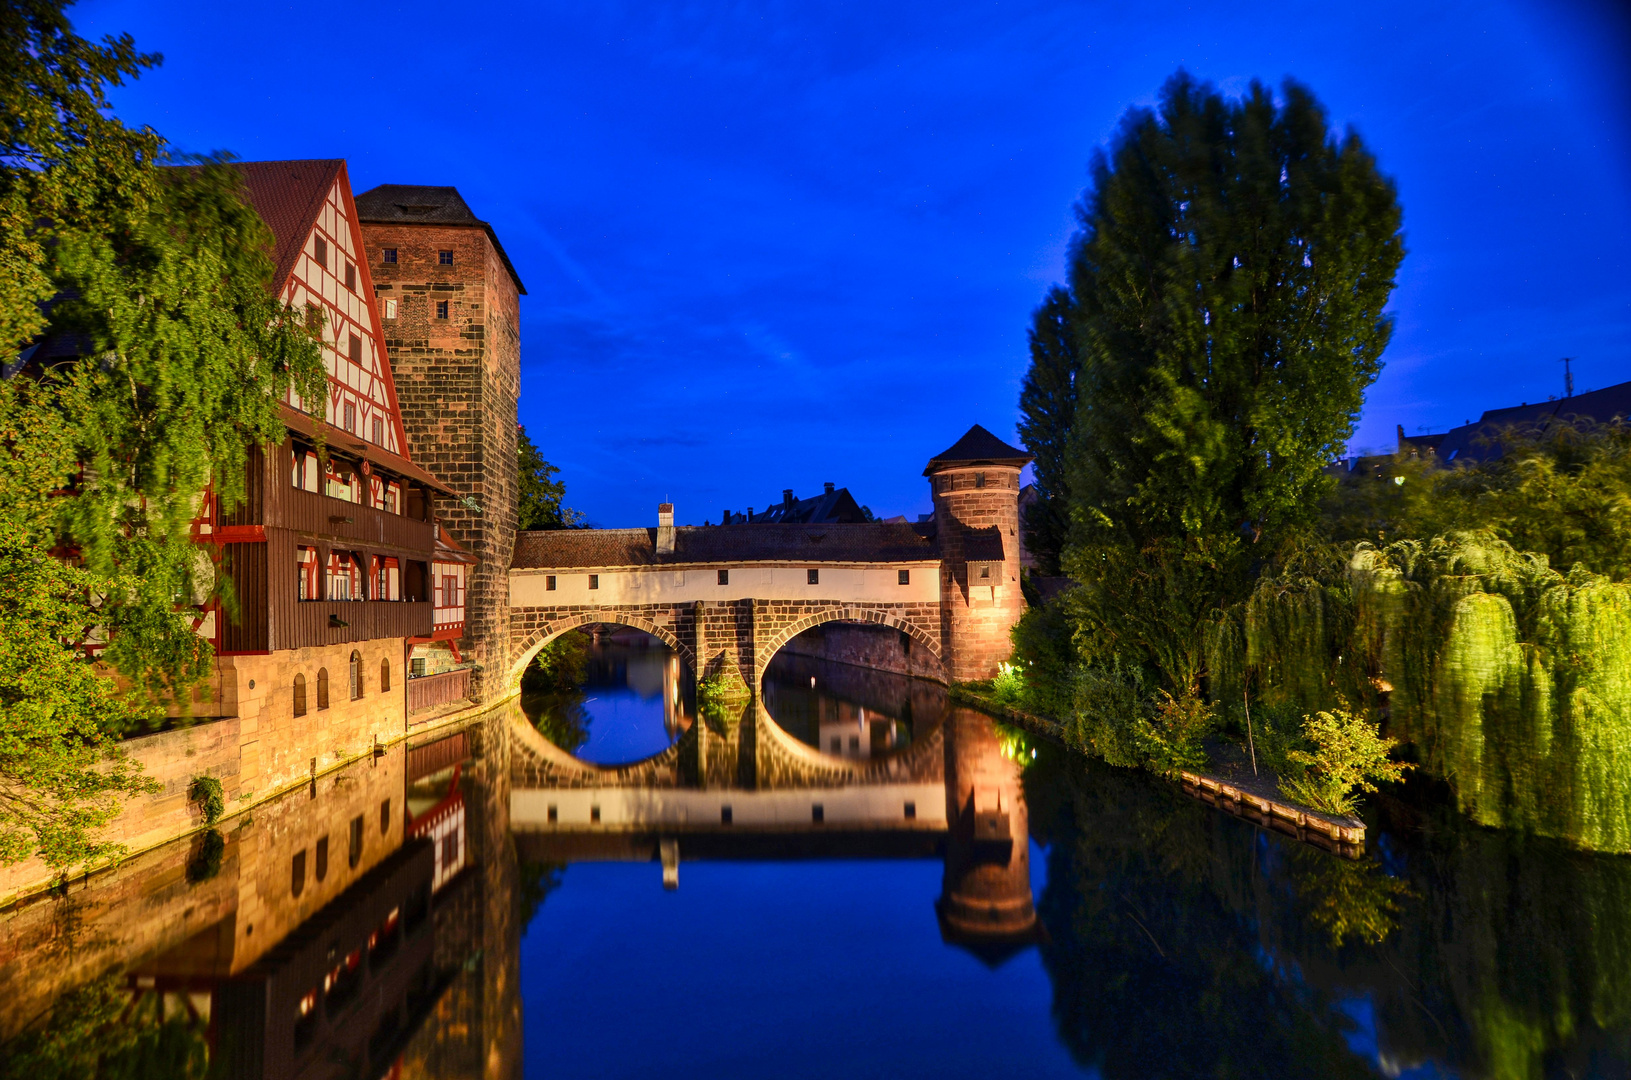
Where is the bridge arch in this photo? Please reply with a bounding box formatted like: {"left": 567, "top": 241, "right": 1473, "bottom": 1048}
{"left": 753, "top": 605, "right": 943, "bottom": 697}
{"left": 509, "top": 611, "right": 697, "bottom": 692}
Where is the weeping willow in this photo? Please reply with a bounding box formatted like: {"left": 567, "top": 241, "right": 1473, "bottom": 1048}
{"left": 1209, "top": 532, "right": 1631, "bottom": 852}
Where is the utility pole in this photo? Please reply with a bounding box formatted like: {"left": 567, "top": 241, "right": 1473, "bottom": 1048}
{"left": 1560, "top": 357, "right": 1575, "bottom": 399}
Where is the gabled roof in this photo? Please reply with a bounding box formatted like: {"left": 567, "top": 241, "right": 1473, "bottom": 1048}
{"left": 725, "top": 486, "right": 867, "bottom": 525}
{"left": 231, "top": 159, "right": 345, "bottom": 296}
{"left": 353, "top": 183, "right": 527, "bottom": 295}
{"left": 924, "top": 424, "right": 1032, "bottom": 475}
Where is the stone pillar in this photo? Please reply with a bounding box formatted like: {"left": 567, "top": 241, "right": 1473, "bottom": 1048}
{"left": 937, "top": 706, "right": 1037, "bottom": 953}
{"left": 925, "top": 426, "right": 1032, "bottom": 681}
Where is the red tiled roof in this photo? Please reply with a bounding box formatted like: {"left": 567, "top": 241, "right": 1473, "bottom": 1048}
{"left": 511, "top": 523, "right": 941, "bottom": 570}
{"left": 230, "top": 160, "right": 343, "bottom": 294}
{"left": 280, "top": 404, "right": 455, "bottom": 495}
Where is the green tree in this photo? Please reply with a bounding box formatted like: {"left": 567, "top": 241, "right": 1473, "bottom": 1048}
{"left": 517, "top": 423, "right": 584, "bottom": 529}
{"left": 1, "top": 0, "right": 327, "bottom": 874}
{"left": 1045, "top": 72, "right": 1404, "bottom": 695}
{"left": 1017, "top": 286, "right": 1078, "bottom": 576}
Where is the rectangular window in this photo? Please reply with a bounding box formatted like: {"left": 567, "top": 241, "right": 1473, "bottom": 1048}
{"left": 441, "top": 574, "right": 458, "bottom": 608}
{"left": 377, "top": 556, "right": 400, "bottom": 601}
{"left": 438, "top": 250, "right": 453, "bottom": 265}
{"left": 898, "top": 569, "right": 910, "bottom": 585}
{"left": 327, "top": 551, "right": 361, "bottom": 601}
{"left": 325, "top": 462, "right": 358, "bottom": 502}
{"left": 545, "top": 575, "right": 556, "bottom": 591}
{"left": 343, "top": 401, "right": 356, "bottom": 433}
{"left": 348, "top": 333, "right": 362, "bottom": 364}
{"left": 382, "top": 298, "right": 397, "bottom": 319}
{"left": 297, "top": 546, "right": 320, "bottom": 600}
{"left": 384, "top": 481, "right": 401, "bottom": 515}
{"left": 807, "top": 568, "right": 819, "bottom": 585}
{"left": 436, "top": 300, "right": 449, "bottom": 319}
{"left": 383, "top": 248, "right": 397, "bottom": 264}
{"left": 371, "top": 417, "right": 383, "bottom": 445}
{"left": 344, "top": 262, "right": 356, "bottom": 291}
{"left": 588, "top": 574, "right": 599, "bottom": 590}
{"left": 313, "top": 236, "right": 327, "bottom": 268}
{"left": 979, "top": 564, "right": 991, "bottom": 579}
{"left": 975, "top": 472, "right": 986, "bottom": 489}
{"left": 717, "top": 568, "right": 729, "bottom": 585}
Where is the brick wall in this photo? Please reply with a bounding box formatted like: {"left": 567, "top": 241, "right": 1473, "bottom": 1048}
{"left": 930, "top": 465, "right": 1027, "bottom": 680}
{"left": 362, "top": 222, "right": 521, "bottom": 704}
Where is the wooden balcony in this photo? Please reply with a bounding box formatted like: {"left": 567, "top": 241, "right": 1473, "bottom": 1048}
{"left": 274, "top": 485, "right": 435, "bottom": 554}
{"left": 407, "top": 669, "right": 472, "bottom": 714}
{"left": 271, "top": 600, "right": 433, "bottom": 651}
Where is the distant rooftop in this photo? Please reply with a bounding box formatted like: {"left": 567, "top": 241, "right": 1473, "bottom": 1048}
{"left": 1427, "top": 378, "right": 1631, "bottom": 463}
{"left": 512, "top": 522, "right": 940, "bottom": 570}
{"left": 722, "top": 483, "right": 868, "bottom": 526}
{"left": 354, "top": 183, "right": 526, "bottom": 295}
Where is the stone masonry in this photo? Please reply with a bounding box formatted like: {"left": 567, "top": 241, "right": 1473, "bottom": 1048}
{"left": 359, "top": 201, "right": 522, "bottom": 703}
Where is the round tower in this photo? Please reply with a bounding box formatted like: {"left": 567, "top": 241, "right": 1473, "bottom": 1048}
{"left": 925, "top": 425, "right": 1032, "bottom": 682}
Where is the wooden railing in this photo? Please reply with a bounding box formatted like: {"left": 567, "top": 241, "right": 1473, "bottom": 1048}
{"left": 272, "top": 600, "right": 433, "bottom": 651}
{"left": 408, "top": 668, "right": 471, "bottom": 714}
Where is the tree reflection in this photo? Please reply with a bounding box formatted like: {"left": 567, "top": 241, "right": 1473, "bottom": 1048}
{"left": 1027, "top": 745, "right": 1631, "bottom": 1079}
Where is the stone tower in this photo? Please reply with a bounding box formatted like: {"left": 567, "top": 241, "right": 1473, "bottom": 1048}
{"left": 356, "top": 185, "right": 525, "bottom": 703}
{"left": 926, "top": 425, "right": 1032, "bottom": 681}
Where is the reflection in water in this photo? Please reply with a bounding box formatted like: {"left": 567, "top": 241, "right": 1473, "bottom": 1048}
{"left": 522, "top": 630, "right": 694, "bottom": 764}
{"left": 7, "top": 692, "right": 1631, "bottom": 1078}
{"left": 761, "top": 649, "right": 945, "bottom": 758}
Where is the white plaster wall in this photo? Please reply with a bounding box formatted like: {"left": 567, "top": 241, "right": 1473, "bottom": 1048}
{"left": 512, "top": 783, "right": 947, "bottom": 829}
{"left": 510, "top": 562, "right": 942, "bottom": 608}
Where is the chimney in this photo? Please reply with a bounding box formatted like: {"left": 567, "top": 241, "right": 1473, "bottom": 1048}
{"left": 824, "top": 482, "right": 834, "bottom": 495}
{"left": 657, "top": 503, "right": 675, "bottom": 554}
{"left": 783, "top": 489, "right": 794, "bottom": 507}
{"left": 723, "top": 508, "right": 731, "bottom": 526}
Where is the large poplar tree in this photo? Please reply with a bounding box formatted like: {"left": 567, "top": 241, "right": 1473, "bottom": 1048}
{"left": 1022, "top": 72, "right": 1404, "bottom": 693}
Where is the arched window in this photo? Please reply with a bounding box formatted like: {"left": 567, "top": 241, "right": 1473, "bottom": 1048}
{"left": 315, "top": 836, "right": 329, "bottom": 882}
{"left": 291, "top": 849, "right": 306, "bottom": 897}
{"left": 350, "top": 650, "right": 364, "bottom": 700}
{"left": 380, "top": 658, "right": 391, "bottom": 693}
{"left": 317, "top": 668, "right": 330, "bottom": 710}
{"left": 293, "top": 672, "right": 307, "bottom": 717}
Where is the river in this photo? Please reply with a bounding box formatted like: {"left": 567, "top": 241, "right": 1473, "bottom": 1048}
{"left": 2, "top": 634, "right": 1627, "bottom": 1078}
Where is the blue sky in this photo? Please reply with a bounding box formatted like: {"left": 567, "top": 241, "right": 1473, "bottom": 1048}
{"left": 79, "top": 0, "right": 1631, "bottom": 526}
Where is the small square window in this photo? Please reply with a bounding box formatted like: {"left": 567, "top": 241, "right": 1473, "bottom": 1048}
{"left": 590, "top": 805, "right": 600, "bottom": 823}
{"left": 344, "top": 262, "right": 356, "bottom": 291}
{"left": 545, "top": 575, "right": 556, "bottom": 591}
{"left": 807, "top": 568, "right": 819, "bottom": 585}
{"left": 547, "top": 804, "right": 557, "bottom": 823}
{"left": 438, "top": 250, "right": 454, "bottom": 265}
{"left": 717, "top": 568, "right": 729, "bottom": 585}
{"left": 904, "top": 801, "right": 916, "bottom": 819}
{"left": 383, "top": 248, "right": 397, "bottom": 264}
{"left": 588, "top": 574, "right": 599, "bottom": 590}
{"left": 898, "top": 569, "right": 910, "bottom": 585}
{"left": 980, "top": 564, "right": 991, "bottom": 579}
{"left": 720, "top": 805, "right": 733, "bottom": 825}
{"left": 811, "top": 804, "right": 824, "bottom": 823}
{"left": 436, "top": 300, "right": 449, "bottom": 319}
{"left": 349, "top": 333, "right": 362, "bottom": 364}
{"left": 975, "top": 472, "right": 986, "bottom": 489}
{"left": 382, "top": 298, "right": 397, "bottom": 319}
{"left": 313, "top": 236, "right": 327, "bottom": 267}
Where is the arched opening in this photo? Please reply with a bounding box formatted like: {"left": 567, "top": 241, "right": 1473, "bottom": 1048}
{"left": 293, "top": 672, "right": 307, "bottom": 717}
{"left": 519, "top": 623, "right": 696, "bottom": 766}
{"left": 316, "top": 668, "right": 330, "bottom": 710}
{"left": 380, "top": 658, "right": 391, "bottom": 693}
{"left": 349, "top": 650, "right": 364, "bottom": 700}
{"left": 760, "top": 619, "right": 946, "bottom": 762}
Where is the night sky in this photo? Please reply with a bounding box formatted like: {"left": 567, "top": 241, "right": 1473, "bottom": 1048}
{"left": 78, "top": 0, "right": 1631, "bottom": 527}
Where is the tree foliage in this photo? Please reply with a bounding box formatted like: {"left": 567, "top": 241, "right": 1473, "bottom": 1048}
{"left": 1017, "top": 286, "right": 1077, "bottom": 576}
{"left": 1, "top": 0, "right": 327, "bottom": 874}
{"left": 1028, "top": 71, "right": 1404, "bottom": 695}
{"left": 517, "top": 423, "right": 584, "bottom": 529}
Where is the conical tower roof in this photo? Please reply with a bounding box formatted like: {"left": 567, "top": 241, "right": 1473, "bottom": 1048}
{"left": 923, "top": 424, "right": 1032, "bottom": 475}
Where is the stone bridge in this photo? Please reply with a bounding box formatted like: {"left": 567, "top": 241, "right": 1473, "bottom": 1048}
{"left": 504, "top": 425, "right": 1034, "bottom": 693}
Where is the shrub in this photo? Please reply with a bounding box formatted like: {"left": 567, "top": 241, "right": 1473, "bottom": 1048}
{"left": 188, "top": 775, "right": 224, "bottom": 825}
{"left": 991, "top": 662, "right": 1026, "bottom": 706}
{"left": 185, "top": 829, "right": 224, "bottom": 883}
{"left": 1279, "top": 708, "right": 1410, "bottom": 816}
{"left": 1132, "top": 691, "right": 1215, "bottom": 778}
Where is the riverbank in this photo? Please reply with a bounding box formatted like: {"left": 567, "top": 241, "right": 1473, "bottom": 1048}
{"left": 948, "top": 683, "right": 1365, "bottom": 855}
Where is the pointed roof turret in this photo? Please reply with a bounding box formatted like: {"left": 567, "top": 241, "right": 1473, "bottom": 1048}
{"left": 923, "top": 424, "right": 1032, "bottom": 475}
